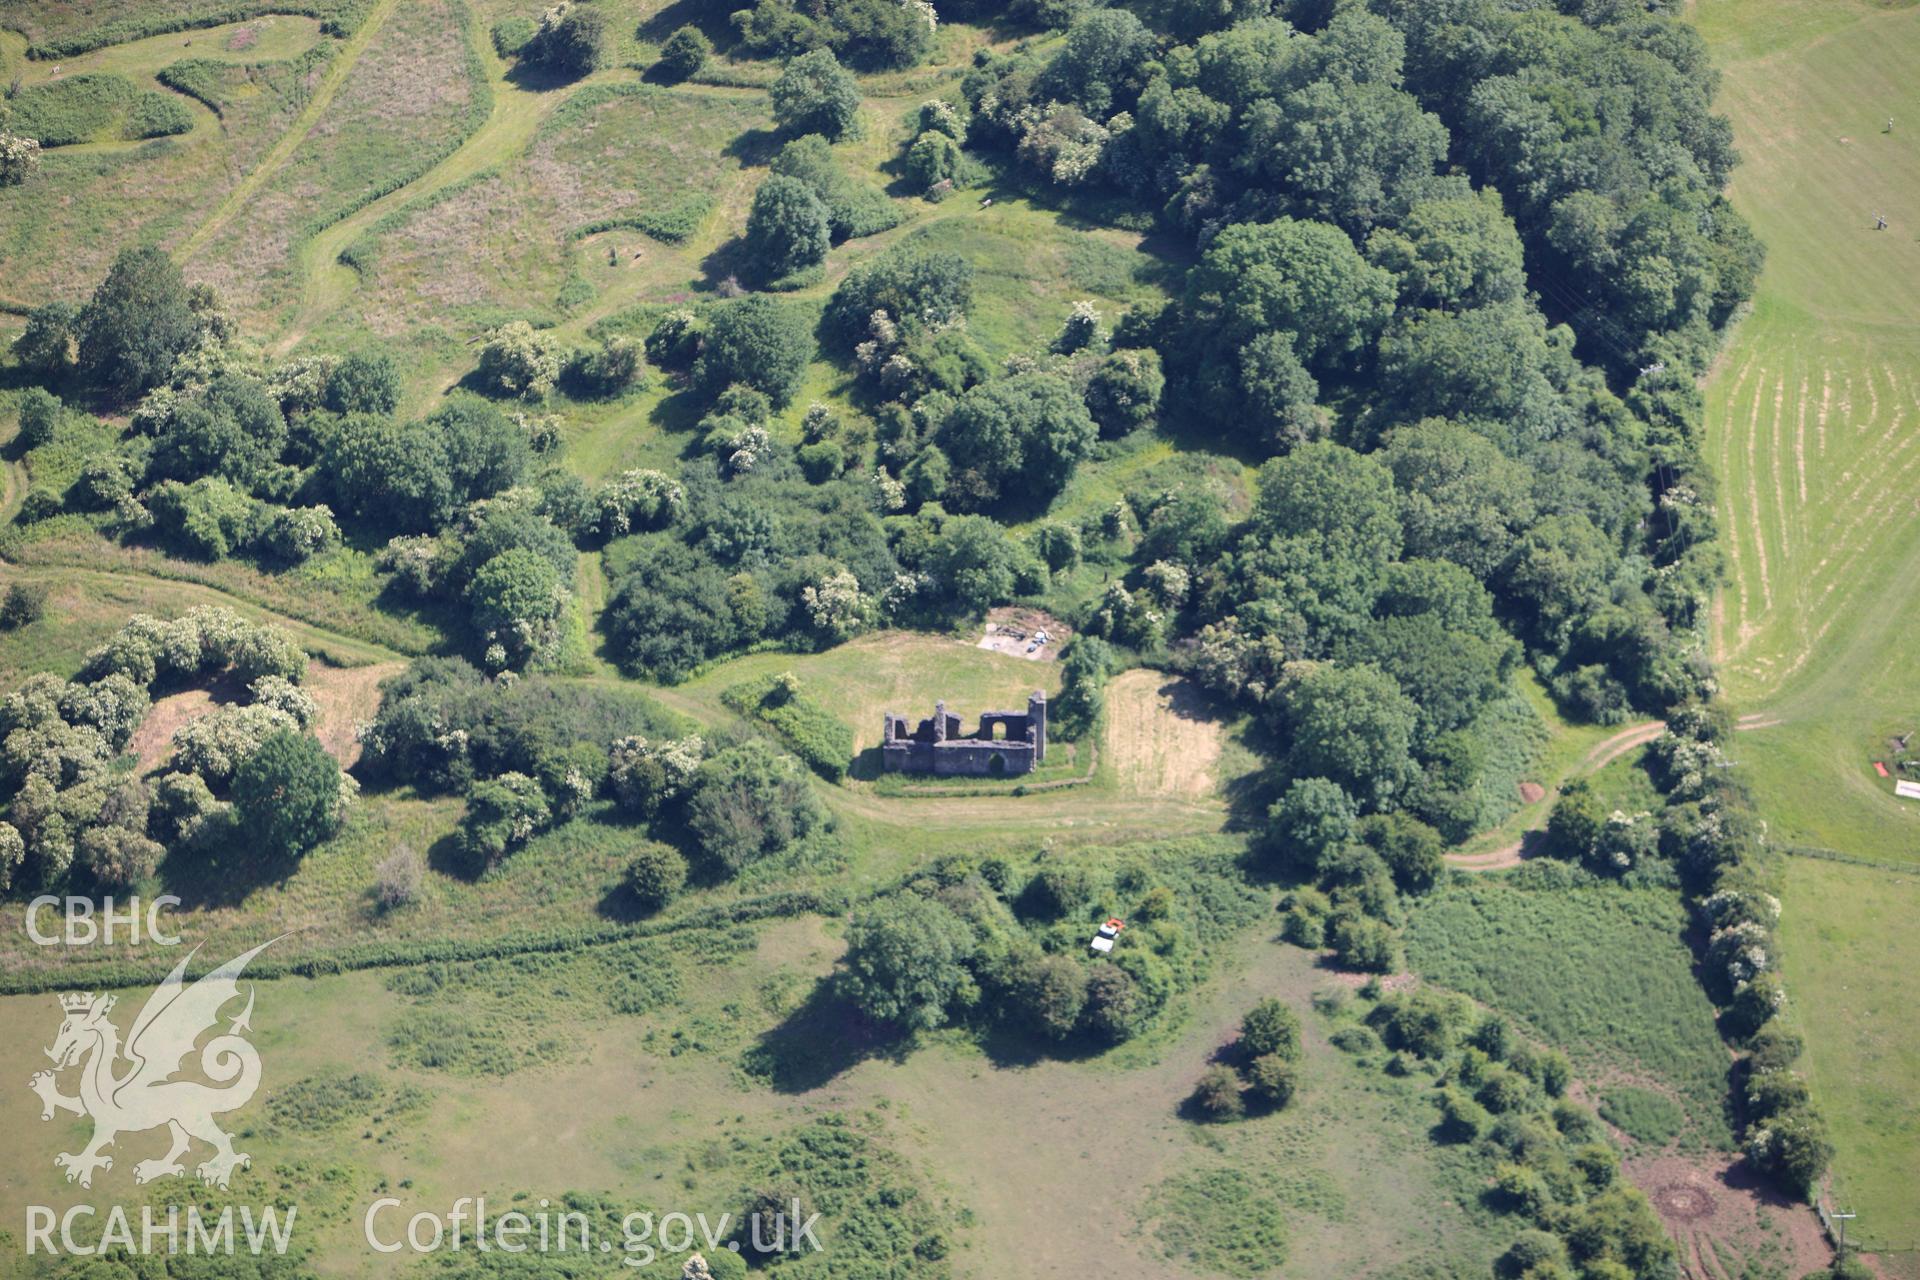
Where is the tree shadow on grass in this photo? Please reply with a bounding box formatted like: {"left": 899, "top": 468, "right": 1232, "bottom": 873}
{"left": 1221, "top": 766, "right": 1270, "bottom": 837}
{"left": 1512, "top": 829, "right": 1553, "bottom": 862}
{"left": 596, "top": 877, "right": 659, "bottom": 923}
{"left": 1174, "top": 1093, "right": 1236, "bottom": 1125}
{"left": 695, "top": 237, "right": 753, "bottom": 295}
{"left": 724, "top": 126, "right": 785, "bottom": 167}
{"left": 976, "top": 1019, "right": 1118, "bottom": 1069}
{"left": 423, "top": 828, "right": 480, "bottom": 882}
{"left": 157, "top": 830, "right": 301, "bottom": 910}
{"left": 638, "top": 59, "right": 707, "bottom": 86}
{"left": 503, "top": 60, "right": 592, "bottom": 94}
{"left": 846, "top": 745, "right": 887, "bottom": 781}
{"left": 637, "top": 0, "right": 735, "bottom": 45}
{"left": 743, "top": 978, "right": 909, "bottom": 1093}
{"left": 370, "top": 578, "right": 467, "bottom": 653}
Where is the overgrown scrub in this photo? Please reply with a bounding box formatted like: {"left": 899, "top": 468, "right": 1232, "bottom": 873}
{"left": 5, "top": 76, "right": 193, "bottom": 147}
{"left": 572, "top": 196, "right": 715, "bottom": 246}
{"left": 1146, "top": 1167, "right": 1288, "bottom": 1278}
{"left": 1185, "top": 997, "right": 1305, "bottom": 1120}
{"left": 155, "top": 43, "right": 335, "bottom": 116}
{"left": 47, "top": 253, "right": 601, "bottom": 666}
{"left": 384, "top": 935, "right": 685, "bottom": 1074}
{"left": 537, "top": 83, "right": 753, "bottom": 243}
{"left": 366, "top": 671, "right": 833, "bottom": 890}
{"left": 818, "top": 837, "right": 1265, "bottom": 1053}
{"left": 290, "top": 0, "right": 494, "bottom": 241}
{"left": 23, "top": 0, "right": 371, "bottom": 58}
{"left": 1319, "top": 982, "right": 1674, "bottom": 1280}
{"left": 721, "top": 672, "right": 853, "bottom": 781}
{"left": 733, "top": 1112, "right": 956, "bottom": 1273}
{"left": 1403, "top": 876, "right": 1730, "bottom": 1148}
{"left": 0, "top": 606, "right": 342, "bottom": 897}
{"left": 266, "top": 1070, "right": 388, "bottom": 1130}
{"left": 360, "top": 658, "right": 696, "bottom": 873}
{"left": 1599, "top": 1086, "right": 1685, "bottom": 1148}
{"left": 0, "top": 888, "right": 838, "bottom": 995}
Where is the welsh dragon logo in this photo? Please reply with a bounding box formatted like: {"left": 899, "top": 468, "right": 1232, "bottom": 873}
{"left": 28, "top": 939, "right": 279, "bottom": 1191}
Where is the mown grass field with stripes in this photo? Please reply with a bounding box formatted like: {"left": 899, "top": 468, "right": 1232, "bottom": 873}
{"left": 1696, "top": 0, "right": 1920, "bottom": 1252}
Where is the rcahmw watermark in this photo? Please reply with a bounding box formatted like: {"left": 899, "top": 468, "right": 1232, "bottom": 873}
{"left": 26, "top": 1205, "right": 296, "bottom": 1257}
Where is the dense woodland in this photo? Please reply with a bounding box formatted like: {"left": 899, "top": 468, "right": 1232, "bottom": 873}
{"left": 0, "top": 0, "right": 1833, "bottom": 1271}
{"left": 4, "top": 0, "right": 1753, "bottom": 763}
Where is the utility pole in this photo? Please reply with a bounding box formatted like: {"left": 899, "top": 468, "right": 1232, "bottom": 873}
{"left": 1832, "top": 1207, "right": 1857, "bottom": 1257}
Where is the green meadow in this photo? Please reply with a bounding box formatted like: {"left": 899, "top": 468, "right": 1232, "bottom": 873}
{"left": 1696, "top": 0, "right": 1920, "bottom": 1250}
{"left": 2, "top": 0, "right": 1912, "bottom": 1271}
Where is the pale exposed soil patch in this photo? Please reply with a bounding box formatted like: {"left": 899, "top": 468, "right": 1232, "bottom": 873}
{"left": 977, "top": 606, "right": 1070, "bottom": 661}
{"left": 127, "top": 661, "right": 399, "bottom": 773}
{"left": 129, "top": 677, "right": 245, "bottom": 772}
{"left": 1622, "top": 1150, "right": 1832, "bottom": 1280}
{"left": 307, "top": 660, "right": 401, "bottom": 767}
{"left": 1449, "top": 844, "right": 1527, "bottom": 871}
{"left": 1582, "top": 720, "right": 1667, "bottom": 770}
{"left": 1102, "top": 670, "right": 1225, "bottom": 800}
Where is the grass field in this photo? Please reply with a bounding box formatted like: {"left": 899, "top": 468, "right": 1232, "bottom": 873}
{"left": 1403, "top": 877, "right": 1733, "bottom": 1151}
{"left": 1692, "top": 0, "right": 1920, "bottom": 862}
{"left": 5, "top": 15, "right": 326, "bottom": 96}
{"left": 0, "top": 20, "right": 330, "bottom": 309}
{"left": 0, "top": 0, "right": 364, "bottom": 56}
{"left": 1772, "top": 857, "right": 1920, "bottom": 1252}
{"left": 183, "top": 0, "right": 488, "bottom": 325}
{"left": 1690, "top": 0, "right": 1920, "bottom": 1251}
{"left": 0, "top": 915, "right": 1523, "bottom": 1280}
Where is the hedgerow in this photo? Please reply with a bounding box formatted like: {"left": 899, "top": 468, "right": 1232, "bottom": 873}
{"left": 571, "top": 197, "right": 716, "bottom": 246}
{"left": 721, "top": 672, "right": 854, "bottom": 781}
{"left": 0, "top": 889, "right": 840, "bottom": 996}
{"left": 25, "top": 0, "right": 372, "bottom": 58}
{"left": 6, "top": 75, "right": 192, "bottom": 146}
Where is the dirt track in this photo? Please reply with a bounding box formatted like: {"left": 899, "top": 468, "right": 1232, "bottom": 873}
{"left": 1448, "top": 716, "right": 1781, "bottom": 872}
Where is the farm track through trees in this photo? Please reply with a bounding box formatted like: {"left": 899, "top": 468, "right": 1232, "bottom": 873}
{"left": 1446, "top": 716, "right": 1781, "bottom": 871}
